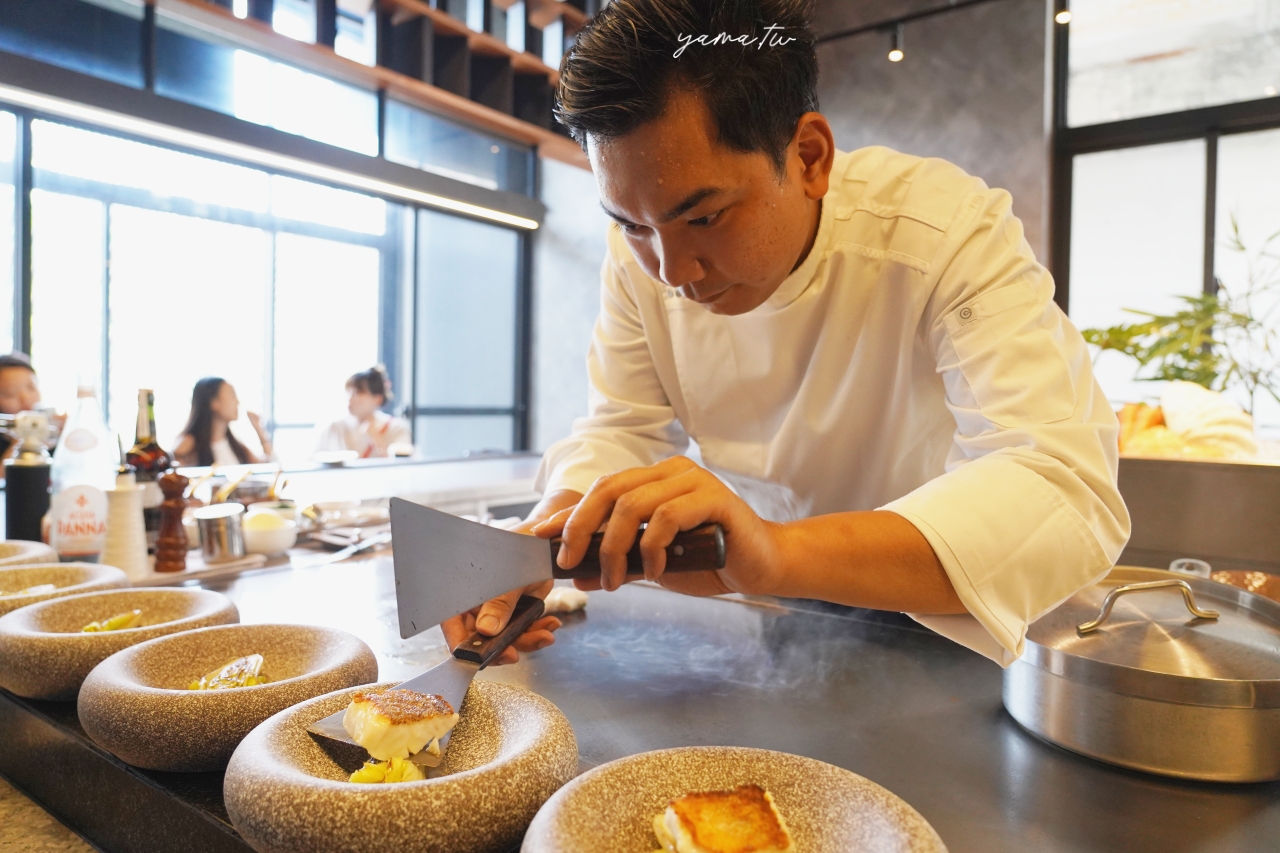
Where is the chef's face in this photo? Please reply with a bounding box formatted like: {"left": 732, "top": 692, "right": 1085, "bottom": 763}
{"left": 588, "top": 87, "right": 833, "bottom": 316}
{"left": 0, "top": 366, "right": 40, "bottom": 415}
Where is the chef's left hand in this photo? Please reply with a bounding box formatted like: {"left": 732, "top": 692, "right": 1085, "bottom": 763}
{"left": 531, "top": 456, "right": 786, "bottom": 597}
{"left": 439, "top": 513, "right": 564, "bottom": 666}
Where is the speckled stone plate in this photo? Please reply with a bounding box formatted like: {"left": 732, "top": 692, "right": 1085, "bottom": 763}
{"left": 77, "top": 623, "right": 378, "bottom": 772}
{"left": 0, "top": 587, "right": 239, "bottom": 700}
{"left": 0, "top": 562, "right": 129, "bottom": 616}
{"left": 224, "top": 679, "right": 579, "bottom": 853}
{"left": 0, "top": 540, "right": 57, "bottom": 567}
{"left": 523, "top": 746, "right": 948, "bottom": 853}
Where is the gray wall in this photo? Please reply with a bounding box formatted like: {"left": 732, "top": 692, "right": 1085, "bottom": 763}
{"left": 815, "top": 0, "right": 1053, "bottom": 258}
{"left": 530, "top": 157, "right": 610, "bottom": 452}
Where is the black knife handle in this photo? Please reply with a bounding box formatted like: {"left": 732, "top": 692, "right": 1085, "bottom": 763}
{"left": 550, "top": 522, "right": 726, "bottom": 580}
{"left": 452, "top": 595, "right": 546, "bottom": 668}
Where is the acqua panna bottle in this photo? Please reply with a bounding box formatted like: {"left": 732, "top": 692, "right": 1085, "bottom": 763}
{"left": 47, "top": 385, "right": 115, "bottom": 561}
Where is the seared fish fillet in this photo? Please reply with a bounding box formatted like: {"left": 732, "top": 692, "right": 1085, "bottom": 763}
{"left": 342, "top": 689, "right": 459, "bottom": 761}
{"left": 652, "top": 784, "right": 795, "bottom": 853}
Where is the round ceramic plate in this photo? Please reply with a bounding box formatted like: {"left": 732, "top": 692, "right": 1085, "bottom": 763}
{"left": 0, "top": 540, "right": 57, "bottom": 567}
{"left": 78, "top": 623, "right": 378, "bottom": 772}
{"left": 523, "top": 746, "right": 948, "bottom": 853}
{"left": 0, "top": 563, "right": 129, "bottom": 616}
{"left": 224, "top": 679, "right": 579, "bottom": 853}
{"left": 0, "top": 587, "right": 239, "bottom": 700}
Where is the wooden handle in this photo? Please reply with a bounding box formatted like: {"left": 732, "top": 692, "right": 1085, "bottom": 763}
{"left": 452, "top": 595, "right": 546, "bottom": 667}
{"left": 550, "top": 522, "right": 726, "bottom": 580}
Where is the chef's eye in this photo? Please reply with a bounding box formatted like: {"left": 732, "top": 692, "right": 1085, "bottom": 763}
{"left": 619, "top": 221, "right": 645, "bottom": 234}
{"left": 688, "top": 210, "right": 722, "bottom": 227}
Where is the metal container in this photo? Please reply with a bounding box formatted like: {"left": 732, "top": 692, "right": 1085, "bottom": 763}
{"left": 193, "top": 504, "right": 245, "bottom": 564}
{"left": 1003, "top": 566, "right": 1280, "bottom": 782}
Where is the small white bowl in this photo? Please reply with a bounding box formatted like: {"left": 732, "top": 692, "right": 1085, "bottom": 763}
{"left": 243, "top": 520, "right": 298, "bottom": 556}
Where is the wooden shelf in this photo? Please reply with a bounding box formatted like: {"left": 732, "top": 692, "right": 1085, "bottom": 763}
{"left": 150, "top": 0, "right": 588, "bottom": 169}
{"left": 385, "top": 0, "right": 559, "bottom": 85}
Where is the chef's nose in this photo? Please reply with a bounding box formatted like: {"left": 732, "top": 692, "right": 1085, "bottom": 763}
{"left": 654, "top": 235, "right": 706, "bottom": 289}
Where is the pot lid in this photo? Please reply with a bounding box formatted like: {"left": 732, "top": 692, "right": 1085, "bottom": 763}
{"left": 1023, "top": 567, "right": 1280, "bottom": 708}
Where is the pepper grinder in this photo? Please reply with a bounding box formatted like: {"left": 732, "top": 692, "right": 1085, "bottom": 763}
{"left": 154, "top": 471, "right": 190, "bottom": 573}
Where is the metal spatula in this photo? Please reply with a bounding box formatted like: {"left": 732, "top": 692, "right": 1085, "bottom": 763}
{"left": 306, "top": 594, "right": 545, "bottom": 766}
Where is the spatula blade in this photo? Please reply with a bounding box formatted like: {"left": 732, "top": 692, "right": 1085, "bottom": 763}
{"left": 390, "top": 497, "right": 550, "bottom": 640}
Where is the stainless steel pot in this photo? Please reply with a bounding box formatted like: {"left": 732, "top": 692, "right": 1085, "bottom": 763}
{"left": 1003, "top": 566, "right": 1280, "bottom": 782}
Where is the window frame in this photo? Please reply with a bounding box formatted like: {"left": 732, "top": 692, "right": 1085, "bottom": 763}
{"left": 1049, "top": 14, "right": 1280, "bottom": 314}
{"left": 7, "top": 104, "right": 533, "bottom": 456}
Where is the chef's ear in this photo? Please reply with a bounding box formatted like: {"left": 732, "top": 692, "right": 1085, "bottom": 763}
{"left": 791, "top": 112, "right": 834, "bottom": 202}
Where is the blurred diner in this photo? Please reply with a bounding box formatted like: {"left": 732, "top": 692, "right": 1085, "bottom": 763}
{"left": 313, "top": 366, "right": 413, "bottom": 459}
{"left": 172, "top": 377, "right": 273, "bottom": 467}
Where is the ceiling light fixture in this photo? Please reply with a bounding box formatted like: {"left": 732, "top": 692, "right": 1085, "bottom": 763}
{"left": 888, "top": 24, "right": 905, "bottom": 62}
{"left": 0, "top": 82, "right": 540, "bottom": 230}
{"left": 1054, "top": 0, "right": 1071, "bottom": 25}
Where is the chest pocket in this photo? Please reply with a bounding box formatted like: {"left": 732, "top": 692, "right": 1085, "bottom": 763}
{"left": 943, "top": 284, "right": 1077, "bottom": 427}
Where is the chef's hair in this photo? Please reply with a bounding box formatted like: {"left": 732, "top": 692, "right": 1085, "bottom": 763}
{"left": 555, "top": 0, "right": 818, "bottom": 174}
{"left": 347, "top": 365, "right": 392, "bottom": 404}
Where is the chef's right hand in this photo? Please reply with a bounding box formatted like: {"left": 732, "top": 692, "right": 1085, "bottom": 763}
{"left": 438, "top": 491, "right": 583, "bottom": 665}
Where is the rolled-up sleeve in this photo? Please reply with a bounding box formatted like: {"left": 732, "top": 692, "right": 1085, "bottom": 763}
{"left": 882, "top": 188, "right": 1131, "bottom": 666}
{"left": 536, "top": 245, "right": 689, "bottom": 497}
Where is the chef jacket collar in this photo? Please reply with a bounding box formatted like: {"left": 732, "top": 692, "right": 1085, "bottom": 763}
{"left": 758, "top": 192, "right": 835, "bottom": 313}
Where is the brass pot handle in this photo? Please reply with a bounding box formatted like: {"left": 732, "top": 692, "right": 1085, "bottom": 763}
{"left": 1077, "top": 579, "right": 1219, "bottom": 635}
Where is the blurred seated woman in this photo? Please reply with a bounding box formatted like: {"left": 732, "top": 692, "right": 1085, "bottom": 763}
{"left": 174, "top": 377, "right": 273, "bottom": 466}
{"left": 314, "top": 366, "right": 413, "bottom": 459}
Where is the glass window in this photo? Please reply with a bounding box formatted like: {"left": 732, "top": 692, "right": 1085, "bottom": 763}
{"left": 0, "top": 0, "right": 145, "bottom": 89}
{"left": 273, "top": 0, "right": 317, "bottom": 43}
{"left": 0, "top": 111, "right": 15, "bottom": 354}
{"left": 154, "top": 24, "right": 379, "bottom": 156}
{"left": 335, "top": 0, "right": 377, "bottom": 66}
{"left": 1069, "top": 0, "right": 1280, "bottom": 127}
{"left": 385, "top": 99, "right": 533, "bottom": 194}
{"left": 26, "top": 120, "right": 405, "bottom": 462}
{"left": 270, "top": 175, "right": 386, "bottom": 235}
{"left": 272, "top": 232, "right": 381, "bottom": 431}
{"left": 415, "top": 414, "right": 513, "bottom": 458}
{"left": 28, "top": 191, "right": 106, "bottom": 417}
{"left": 107, "top": 206, "right": 272, "bottom": 447}
{"left": 1215, "top": 127, "right": 1280, "bottom": 430}
{"left": 31, "top": 120, "right": 271, "bottom": 212}
{"left": 415, "top": 209, "right": 518, "bottom": 409}
{"left": 1069, "top": 139, "right": 1207, "bottom": 405}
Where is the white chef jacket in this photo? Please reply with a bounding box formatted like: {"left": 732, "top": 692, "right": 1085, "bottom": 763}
{"left": 536, "top": 146, "right": 1131, "bottom": 665}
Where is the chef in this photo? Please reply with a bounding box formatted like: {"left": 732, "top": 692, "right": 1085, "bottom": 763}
{"left": 443, "top": 0, "right": 1130, "bottom": 666}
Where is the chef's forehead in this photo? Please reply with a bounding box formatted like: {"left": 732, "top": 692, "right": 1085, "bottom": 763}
{"left": 587, "top": 90, "right": 769, "bottom": 215}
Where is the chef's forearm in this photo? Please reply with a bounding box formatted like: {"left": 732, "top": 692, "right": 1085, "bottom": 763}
{"left": 769, "top": 511, "right": 967, "bottom": 615}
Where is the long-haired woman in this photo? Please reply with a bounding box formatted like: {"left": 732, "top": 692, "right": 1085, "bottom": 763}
{"left": 173, "top": 377, "right": 272, "bottom": 467}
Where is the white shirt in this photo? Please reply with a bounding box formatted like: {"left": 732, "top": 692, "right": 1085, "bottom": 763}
{"left": 314, "top": 413, "right": 413, "bottom": 458}
{"left": 210, "top": 438, "right": 243, "bottom": 467}
{"left": 536, "top": 146, "right": 1131, "bottom": 666}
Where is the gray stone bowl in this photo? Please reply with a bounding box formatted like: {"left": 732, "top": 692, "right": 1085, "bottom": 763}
{"left": 78, "top": 623, "right": 378, "bottom": 772}
{"left": 224, "top": 679, "right": 579, "bottom": 853}
{"left": 0, "top": 588, "right": 240, "bottom": 701}
{"left": 523, "top": 746, "right": 949, "bottom": 853}
{"left": 0, "top": 540, "right": 57, "bottom": 567}
{"left": 0, "top": 562, "right": 129, "bottom": 617}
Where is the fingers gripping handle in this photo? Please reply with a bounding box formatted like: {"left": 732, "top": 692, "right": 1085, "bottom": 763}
{"left": 452, "top": 595, "right": 545, "bottom": 667}
{"left": 549, "top": 522, "right": 726, "bottom": 580}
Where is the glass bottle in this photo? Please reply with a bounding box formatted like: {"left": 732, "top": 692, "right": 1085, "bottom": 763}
{"left": 125, "top": 389, "right": 172, "bottom": 553}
